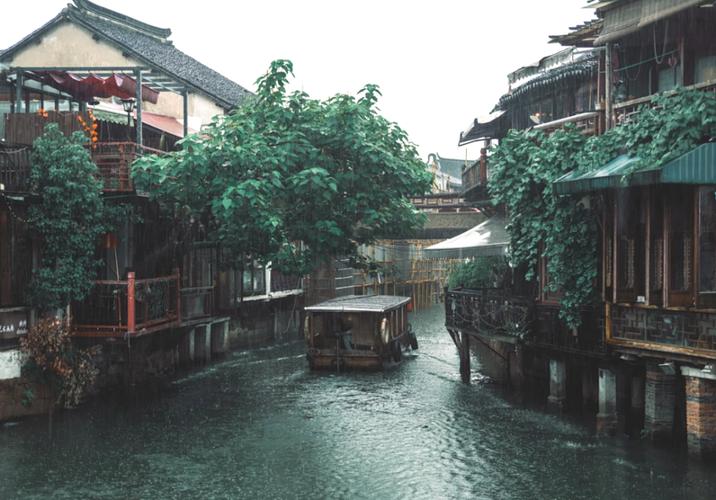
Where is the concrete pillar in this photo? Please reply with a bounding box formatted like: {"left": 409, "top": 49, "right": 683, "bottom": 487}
{"left": 681, "top": 366, "right": 716, "bottom": 459}
{"left": 630, "top": 372, "right": 645, "bottom": 434}
{"left": 548, "top": 359, "right": 567, "bottom": 410}
{"left": 645, "top": 362, "right": 676, "bottom": 441}
{"left": 178, "top": 328, "right": 195, "bottom": 365}
{"left": 582, "top": 365, "right": 598, "bottom": 413}
{"left": 597, "top": 367, "right": 618, "bottom": 435}
{"left": 194, "top": 325, "right": 210, "bottom": 364}
{"left": 211, "top": 320, "right": 229, "bottom": 355}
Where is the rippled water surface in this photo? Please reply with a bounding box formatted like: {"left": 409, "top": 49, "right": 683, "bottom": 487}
{"left": 1, "top": 305, "right": 715, "bottom": 499}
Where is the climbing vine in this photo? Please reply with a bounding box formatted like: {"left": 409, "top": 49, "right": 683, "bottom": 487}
{"left": 487, "top": 88, "right": 716, "bottom": 328}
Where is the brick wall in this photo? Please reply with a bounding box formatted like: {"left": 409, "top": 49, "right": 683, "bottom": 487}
{"left": 644, "top": 363, "right": 677, "bottom": 440}
{"left": 685, "top": 376, "right": 716, "bottom": 458}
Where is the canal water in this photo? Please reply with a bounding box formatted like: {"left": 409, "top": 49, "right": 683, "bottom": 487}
{"left": 1, "top": 306, "right": 715, "bottom": 499}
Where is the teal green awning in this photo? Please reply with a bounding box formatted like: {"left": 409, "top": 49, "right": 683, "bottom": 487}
{"left": 660, "top": 143, "right": 716, "bottom": 184}
{"left": 553, "top": 155, "right": 656, "bottom": 195}
{"left": 553, "top": 143, "right": 716, "bottom": 195}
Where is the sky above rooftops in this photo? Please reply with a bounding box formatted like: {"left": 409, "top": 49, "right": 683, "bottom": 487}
{"left": 1, "top": 0, "right": 591, "bottom": 161}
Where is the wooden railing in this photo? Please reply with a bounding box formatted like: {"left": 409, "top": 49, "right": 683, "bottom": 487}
{"left": 609, "top": 304, "right": 716, "bottom": 357}
{"left": 270, "top": 269, "right": 303, "bottom": 293}
{"left": 613, "top": 80, "right": 716, "bottom": 124}
{"left": 445, "top": 288, "right": 533, "bottom": 341}
{"left": 462, "top": 162, "right": 486, "bottom": 194}
{"left": 72, "top": 272, "right": 180, "bottom": 337}
{"left": 0, "top": 141, "right": 162, "bottom": 193}
{"left": 410, "top": 193, "right": 467, "bottom": 210}
{"left": 90, "top": 142, "right": 163, "bottom": 192}
{"left": 534, "top": 110, "right": 601, "bottom": 137}
{"left": 445, "top": 288, "right": 606, "bottom": 355}
{"left": 4, "top": 111, "right": 84, "bottom": 145}
{"left": 0, "top": 146, "right": 31, "bottom": 192}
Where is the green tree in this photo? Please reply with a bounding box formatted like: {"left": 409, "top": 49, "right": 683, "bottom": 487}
{"left": 133, "top": 60, "right": 431, "bottom": 274}
{"left": 26, "top": 123, "right": 108, "bottom": 311}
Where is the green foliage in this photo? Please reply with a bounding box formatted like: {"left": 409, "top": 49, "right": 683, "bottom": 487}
{"left": 487, "top": 88, "right": 716, "bottom": 328}
{"left": 20, "top": 318, "right": 99, "bottom": 408}
{"left": 133, "top": 60, "right": 431, "bottom": 275}
{"left": 448, "top": 256, "right": 511, "bottom": 289}
{"left": 26, "top": 124, "right": 108, "bottom": 311}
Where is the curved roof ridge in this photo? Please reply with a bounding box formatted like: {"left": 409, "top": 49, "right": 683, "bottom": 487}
{"left": 73, "top": 0, "right": 171, "bottom": 40}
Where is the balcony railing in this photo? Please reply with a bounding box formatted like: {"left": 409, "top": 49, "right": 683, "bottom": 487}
{"left": 410, "top": 193, "right": 467, "bottom": 210}
{"left": 0, "top": 146, "right": 31, "bottom": 192}
{"left": 446, "top": 288, "right": 533, "bottom": 341}
{"left": 445, "top": 288, "right": 606, "bottom": 355}
{"left": 4, "top": 111, "right": 84, "bottom": 145}
{"left": 0, "top": 141, "right": 162, "bottom": 194}
{"left": 72, "top": 272, "right": 180, "bottom": 338}
{"left": 533, "top": 110, "right": 601, "bottom": 137}
{"left": 614, "top": 79, "right": 716, "bottom": 124}
{"left": 270, "top": 270, "right": 303, "bottom": 294}
{"left": 610, "top": 304, "right": 716, "bottom": 357}
{"left": 90, "top": 142, "right": 163, "bottom": 192}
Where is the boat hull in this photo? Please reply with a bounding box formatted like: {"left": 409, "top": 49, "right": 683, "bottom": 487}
{"left": 306, "top": 349, "right": 396, "bottom": 371}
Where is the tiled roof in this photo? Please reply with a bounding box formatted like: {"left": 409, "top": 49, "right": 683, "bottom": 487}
{"left": 1, "top": 1, "right": 251, "bottom": 109}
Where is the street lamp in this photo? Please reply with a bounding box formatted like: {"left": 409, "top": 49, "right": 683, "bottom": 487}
{"left": 121, "top": 98, "right": 135, "bottom": 140}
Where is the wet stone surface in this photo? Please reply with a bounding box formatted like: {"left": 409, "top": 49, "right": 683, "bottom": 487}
{"left": 1, "top": 306, "right": 715, "bottom": 499}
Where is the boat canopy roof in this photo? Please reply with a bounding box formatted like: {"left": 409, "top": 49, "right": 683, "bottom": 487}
{"left": 305, "top": 295, "right": 411, "bottom": 313}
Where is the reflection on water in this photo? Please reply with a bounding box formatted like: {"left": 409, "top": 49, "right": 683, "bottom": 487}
{"left": 0, "top": 306, "right": 714, "bottom": 499}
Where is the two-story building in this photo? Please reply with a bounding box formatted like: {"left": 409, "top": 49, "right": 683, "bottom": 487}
{"left": 447, "top": 0, "right": 716, "bottom": 459}
{"left": 0, "top": 0, "right": 301, "bottom": 418}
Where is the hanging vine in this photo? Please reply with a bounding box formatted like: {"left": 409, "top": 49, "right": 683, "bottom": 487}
{"left": 487, "top": 88, "right": 716, "bottom": 328}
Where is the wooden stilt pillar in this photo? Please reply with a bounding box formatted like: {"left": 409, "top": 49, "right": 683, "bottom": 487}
{"left": 460, "top": 332, "right": 471, "bottom": 384}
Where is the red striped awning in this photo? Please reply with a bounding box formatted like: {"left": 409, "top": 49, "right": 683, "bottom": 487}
{"left": 38, "top": 71, "right": 159, "bottom": 104}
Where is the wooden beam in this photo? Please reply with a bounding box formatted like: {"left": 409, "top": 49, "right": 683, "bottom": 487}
{"left": 182, "top": 88, "right": 189, "bottom": 138}
{"left": 135, "top": 69, "right": 143, "bottom": 147}
{"left": 15, "top": 71, "right": 23, "bottom": 113}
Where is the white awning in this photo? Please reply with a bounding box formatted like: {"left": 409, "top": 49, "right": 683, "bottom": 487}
{"left": 424, "top": 216, "right": 509, "bottom": 259}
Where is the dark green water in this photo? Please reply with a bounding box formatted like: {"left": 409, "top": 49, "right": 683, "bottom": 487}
{"left": 1, "top": 305, "right": 715, "bottom": 499}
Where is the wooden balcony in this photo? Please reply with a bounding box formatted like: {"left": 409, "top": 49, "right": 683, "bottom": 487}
{"left": 72, "top": 272, "right": 180, "bottom": 338}
{"left": 461, "top": 161, "right": 489, "bottom": 204}
{"left": 445, "top": 288, "right": 606, "bottom": 356}
{"left": 0, "top": 141, "right": 161, "bottom": 194}
{"left": 3, "top": 112, "right": 162, "bottom": 193}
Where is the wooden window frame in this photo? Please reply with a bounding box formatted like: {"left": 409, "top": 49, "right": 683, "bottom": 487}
{"left": 665, "top": 187, "right": 696, "bottom": 308}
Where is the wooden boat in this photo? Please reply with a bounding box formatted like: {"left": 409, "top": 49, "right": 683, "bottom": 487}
{"left": 304, "top": 295, "right": 418, "bottom": 371}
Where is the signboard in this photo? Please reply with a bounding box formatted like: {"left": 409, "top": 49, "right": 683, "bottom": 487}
{"left": 0, "top": 307, "right": 29, "bottom": 349}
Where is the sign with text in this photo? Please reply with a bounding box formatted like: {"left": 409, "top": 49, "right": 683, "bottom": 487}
{"left": 0, "top": 308, "right": 29, "bottom": 349}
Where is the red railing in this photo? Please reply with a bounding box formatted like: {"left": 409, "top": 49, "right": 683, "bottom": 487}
{"left": 72, "top": 272, "right": 181, "bottom": 337}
